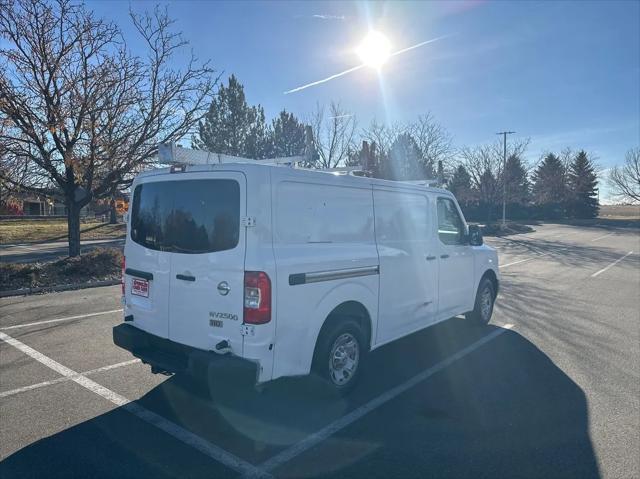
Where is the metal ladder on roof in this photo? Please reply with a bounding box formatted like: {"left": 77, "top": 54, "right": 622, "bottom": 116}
{"left": 157, "top": 142, "right": 310, "bottom": 167}
{"left": 157, "top": 142, "right": 442, "bottom": 186}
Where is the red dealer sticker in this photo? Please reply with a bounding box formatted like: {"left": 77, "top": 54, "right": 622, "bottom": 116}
{"left": 131, "top": 278, "right": 149, "bottom": 298}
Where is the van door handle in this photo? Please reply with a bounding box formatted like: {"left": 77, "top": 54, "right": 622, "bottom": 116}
{"left": 426, "top": 255, "right": 437, "bottom": 261}
{"left": 125, "top": 268, "right": 153, "bottom": 281}
{"left": 176, "top": 274, "right": 196, "bottom": 282}
{"left": 440, "top": 254, "right": 450, "bottom": 259}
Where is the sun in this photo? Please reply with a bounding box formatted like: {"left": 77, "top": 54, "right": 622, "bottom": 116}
{"left": 357, "top": 30, "right": 392, "bottom": 69}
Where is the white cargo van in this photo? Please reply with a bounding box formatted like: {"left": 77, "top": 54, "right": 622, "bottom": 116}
{"left": 113, "top": 162, "right": 499, "bottom": 394}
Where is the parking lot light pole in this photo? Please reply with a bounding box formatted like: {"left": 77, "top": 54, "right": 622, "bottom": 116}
{"left": 496, "top": 131, "right": 515, "bottom": 227}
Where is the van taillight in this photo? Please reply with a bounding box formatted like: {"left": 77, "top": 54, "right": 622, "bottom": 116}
{"left": 121, "top": 256, "right": 125, "bottom": 295}
{"left": 244, "top": 271, "right": 271, "bottom": 324}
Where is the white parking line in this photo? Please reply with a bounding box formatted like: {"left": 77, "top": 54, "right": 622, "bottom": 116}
{"left": 249, "top": 324, "right": 514, "bottom": 477}
{"left": 500, "top": 257, "right": 535, "bottom": 268}
{"left": 591, "top": 251, "right": 634, "bottom": 278}
{"left": 0, "top": 359, "right": 141, "bottom": 399}
{"left": 590, "top": 232, "right": 614, "bottom": 242}
{"left": 0, "top": 331, "right": 271, "bottom": 479}
{"left": 0, "top": 309, "right": 123, "bottom": 330}
{"left": 500, "top": 252, "right": 550, "bottom": 269}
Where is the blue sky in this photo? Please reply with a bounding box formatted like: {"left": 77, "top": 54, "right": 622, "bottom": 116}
{"left": 91, "top": 0, "right": 639, "bottom": 199}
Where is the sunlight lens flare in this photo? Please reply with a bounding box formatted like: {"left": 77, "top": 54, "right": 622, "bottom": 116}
{"left": 284, "top": 34, "right": 449, "bottom": 94}
{"left": 357, "top": 30, "right": 391, "bottom": 69}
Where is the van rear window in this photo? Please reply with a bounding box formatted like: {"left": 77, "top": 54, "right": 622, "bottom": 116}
{"left": 130, "top": 179, "right": 240, "bottom": 254}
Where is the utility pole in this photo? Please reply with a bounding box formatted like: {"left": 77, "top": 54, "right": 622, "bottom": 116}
{"left": 496, "top": 131, "right": 515, "bottom": 226}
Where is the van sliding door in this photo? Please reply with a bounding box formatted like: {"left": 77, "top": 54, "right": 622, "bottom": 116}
{"left": 374, "top": 189, "right": 437, "bottom": 344}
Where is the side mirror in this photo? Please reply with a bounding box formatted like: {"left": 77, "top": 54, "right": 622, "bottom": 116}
{"left": 468, "top": 224, "right": 483, "bottom": 246}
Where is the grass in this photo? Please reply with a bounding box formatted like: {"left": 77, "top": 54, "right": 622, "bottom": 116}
{"left": 479, "top": 205, "right": 640, "bottom": 235}
{"left": 598, "top": 204, "right": 640, "bottom": 220}
{"left": 0, "top": 247, "right": 122, "bottom": 291}
{"left": 0, "top": 218, "right": 125, "bottom": 244}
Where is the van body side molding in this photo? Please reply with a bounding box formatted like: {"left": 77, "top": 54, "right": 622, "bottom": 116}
{"left": 289, "top": 265, "right": 379, "bottom": 286}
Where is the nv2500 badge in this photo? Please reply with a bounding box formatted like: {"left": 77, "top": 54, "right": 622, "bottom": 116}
{"left": 209, "top": 311, "right": 239, "bottom": 322}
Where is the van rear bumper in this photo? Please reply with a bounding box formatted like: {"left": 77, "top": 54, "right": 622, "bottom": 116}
{"left": 113, "top": 323, "right": 258, "bottom": 385}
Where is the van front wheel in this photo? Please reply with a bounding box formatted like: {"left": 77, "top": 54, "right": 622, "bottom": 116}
{"left": 466, "top": 278, "right": 495, "bottom": 325}
{"left": 313, "top": 320, "right": 365, "bottom": 395}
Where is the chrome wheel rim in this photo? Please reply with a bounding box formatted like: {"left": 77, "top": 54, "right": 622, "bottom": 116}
{"left": 329, "top": 333, "right": 359, "bottom": 386}
{"left": 480, "top": 286, "right": 493, "bottom": 321}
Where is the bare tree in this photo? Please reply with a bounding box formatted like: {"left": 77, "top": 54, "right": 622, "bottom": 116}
{"left": 558, "top": 147, "right": 574, "bottom": 171}
{"left": 360, "top": 113, "right": 452, "bottom": 179}
{"left": 361, "top": 119, "right": 404, "bottom": 159}
{"left": 308, "top": 102, "right": 356, "bottom": 168}
{"left": 608, "top": 147, "right": 640, "bottom": 203}
{"left": 407, "top": 113, "right": 453, "bottom": 177}
{"left": 0, "top": 0, "right": 216, "bottom": 255}
{"left": 458, "top": 144, "right": 501, "bottom": 208}
{"left": 457, "top": 137, "right": 530, "bottom": 220}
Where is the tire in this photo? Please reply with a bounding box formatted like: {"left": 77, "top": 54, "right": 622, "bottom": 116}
{"left": 312, "top": 319, "right": 366, "bottom": 396}
{"left": 465, "top": 277, "right": 495, "bottom": 325}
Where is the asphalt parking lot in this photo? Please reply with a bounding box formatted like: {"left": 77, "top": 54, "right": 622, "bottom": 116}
{"left": 1, "top": 223, "right": 638, "bottom": 479}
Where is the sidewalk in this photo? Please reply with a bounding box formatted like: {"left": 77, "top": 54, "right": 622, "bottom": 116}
{"left": 0, "top": 239, "right": 124, "bottom": 263}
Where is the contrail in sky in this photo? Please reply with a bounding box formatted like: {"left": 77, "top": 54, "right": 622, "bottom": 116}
{"left": 284, "top": 34, "right": 451, "bottom": 95}
{"left": 390, "top": 35, "right": 449, "bottom": 57}
{"left": 284, "top": 65, "right": 365, "bottom": 94}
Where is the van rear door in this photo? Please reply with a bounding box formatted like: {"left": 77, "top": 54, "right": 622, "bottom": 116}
{"left": 166, "top": 173, "right": 247, "bottom": 356}
{"left": 126, "top": 178, "right": 175, "bottom": 339}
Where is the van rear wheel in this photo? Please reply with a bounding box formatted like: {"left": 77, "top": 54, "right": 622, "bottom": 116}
{"left": 312, "top": 320, "right": 365, "bottom": 396}
{"left": 466, "top": 278, "right": 495, "bottom": 325}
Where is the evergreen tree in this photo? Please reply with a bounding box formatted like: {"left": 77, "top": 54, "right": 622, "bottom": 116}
{"left": 478, "top": 168, "right": 499, "bottom": 221}
{"left": 501, "top": 154, "right": 530, "bottom": 218}
{"left": 503, "top": 154, "right": 530, "bottom": 205}
{"left": 567, "top": 150, "right": 599, "bottom": 218}
{"left": 448, "top": 165, "right": 475, "bottom": 208}
{"left": 245, "top": 106, "right": 270, "bottom": 159}
{"left": 345, "top": 141, "right": 385, "bottom": 176}
{"left": 194, "top": 75, "right": 269, "bottom": 158}
{"left": 268, "top": 110, "right": 306, "bottom": 157}
{"left": 532, "top": 153, "right": 567, "bottom": 218}
{"left": 380, "top": 134, "right": 425, "bottom": 180}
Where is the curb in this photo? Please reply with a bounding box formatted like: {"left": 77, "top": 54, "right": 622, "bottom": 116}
{"left": 0, "top": 280, "right": 120, "bottom": 298}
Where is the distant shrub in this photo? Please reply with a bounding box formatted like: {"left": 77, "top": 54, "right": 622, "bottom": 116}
{"left": 0, "top": 262, "right": 40, "bottom": 287}
{"left": 55, "top": 248, "right": 122, "bottom": 277}
{"left": 479, "top": 222, "right": 534, "bottom": 237}
{"left": 2, "top": 247, "right": 122, "bottom": 291}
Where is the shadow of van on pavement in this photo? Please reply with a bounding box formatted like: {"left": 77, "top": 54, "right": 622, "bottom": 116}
{"left": 282, "top": 326, "right": 601, "bottom": 479}
{"left": 0, "top": 320, "right": 599, "bottom": 479}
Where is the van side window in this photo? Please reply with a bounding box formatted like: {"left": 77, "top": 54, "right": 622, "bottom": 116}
{"left": 374, "top": 190, "right": 429, "bottom": 242}
{"left": 275, "top": 182, "right": 374, "bottom": 244}
{"left": 437, "top": 198, "right": 465, "bottom": 245}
